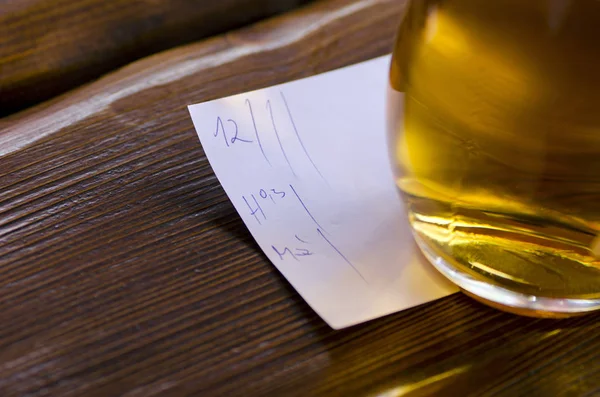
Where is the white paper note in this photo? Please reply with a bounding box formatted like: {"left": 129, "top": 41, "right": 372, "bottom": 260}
{"left": 188, "top": 55, "right": 458, "bottom": 329}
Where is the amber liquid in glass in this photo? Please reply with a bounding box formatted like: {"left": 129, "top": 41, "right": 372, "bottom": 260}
{"left": 388, "top": 0, "right": 600, "bottom": 314}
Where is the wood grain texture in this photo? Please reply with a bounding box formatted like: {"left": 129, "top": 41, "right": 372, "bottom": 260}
{"left": 0, "top": 0, "right": 310, "bottom": 116}
{"left": 1, "top": 0, "right": 600, "bottom": 396}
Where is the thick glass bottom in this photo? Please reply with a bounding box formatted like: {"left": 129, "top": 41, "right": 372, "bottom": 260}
{"left": 414, "top": 234, "right": 600, "bottom": 317}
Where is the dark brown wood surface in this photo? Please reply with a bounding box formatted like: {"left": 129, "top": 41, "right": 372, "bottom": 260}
{"left": 0, "top": 0, "right": 310, "bottom": 116}
{"left": 1, "top": 0, "right": 600, "bottom": 396}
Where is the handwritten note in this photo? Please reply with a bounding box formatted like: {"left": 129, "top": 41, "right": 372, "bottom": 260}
{"left": 188, "top": 55, "right": 457, "bottom": 329}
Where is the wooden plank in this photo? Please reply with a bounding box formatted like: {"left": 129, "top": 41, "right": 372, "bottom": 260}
{"left": 0, "top": 0, "right": 310, "bottom": 116}
{"left": 1, "top": 0, "right": 600, "bottom": 396}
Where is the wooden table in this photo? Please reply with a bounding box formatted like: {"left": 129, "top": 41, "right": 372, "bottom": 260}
{"left": 0, "top": 0, "right": 309, "bottom": 116}
{"left": 1, "top": 0, "right": 600, "bottom": 395}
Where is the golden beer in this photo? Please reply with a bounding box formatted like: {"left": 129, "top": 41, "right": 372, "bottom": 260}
{"left": 388, "top": 0, "right": 600, "bottom": 315}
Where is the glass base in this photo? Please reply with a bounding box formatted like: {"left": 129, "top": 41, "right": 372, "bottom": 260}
{"left": 415, "top": 235, "right": 600, "bottom": 317}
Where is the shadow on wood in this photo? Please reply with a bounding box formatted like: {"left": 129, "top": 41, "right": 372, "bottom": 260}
{"left": 0, "top": 0, "right": 311, "bottom": 116}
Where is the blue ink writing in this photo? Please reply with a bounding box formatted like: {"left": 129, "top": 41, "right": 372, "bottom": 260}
{"left": 242, "top": 194, "right": 266, "bottom": 224}
{"left": 295, "top": 248, "right": 313, "bottom": 257}
{"left": 266, "top": 99, "right": 296, "bottom": 177}
{"left": 228, "top": 119, "right": 252, "bottom": 144}
{"left": 272, "top": 246, "right": 298, "bottom": 261}
{"left": 259, "top": 189, "right": 268, "bottom": 199}
{"left": 245, "top": 99, "right": 271, "bottom": 166}
{"left": 214, "top": 116, "right": 229, "bottom": 147}
{"left": 271, "top": 188, "right": 285, "bottom": 199}
{"left": 295, "top": 235, "right": 309, "bottom": 244}
{"left": 251, "top": 194, "right": 266, "bottom": 220}
{"left": 289, "top": 184, "right": 325, "bottom": 232}
{"left": 242, "top": 195, "right": 261, "bottom": 224}
{"left": 317, "top": 228, "right": 367, "bottom": 283}
{"left": 280, "top": 90, "right": 327, "bottom": 183}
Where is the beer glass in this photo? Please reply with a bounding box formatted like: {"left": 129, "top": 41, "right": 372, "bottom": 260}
{"left": 388, "top": 0, "right": 600, "bottom": 316}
